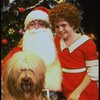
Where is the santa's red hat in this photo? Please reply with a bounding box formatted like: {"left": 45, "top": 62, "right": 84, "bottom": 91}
{"left": 24, "top": 6, "right": 49, "bottom": 30}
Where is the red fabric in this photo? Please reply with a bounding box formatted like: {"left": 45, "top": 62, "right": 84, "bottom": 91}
{"left": 54, "top": 35, "right": 98, "bottom": 100}
{"left": 34, "top": 6, "right": 49, "bottom": 14}
{"left": 1, "top": 46, "right": 22, "bottom": 79}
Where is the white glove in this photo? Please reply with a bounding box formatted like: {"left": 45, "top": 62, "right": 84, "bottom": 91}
{"left": 87, "top": 66, "right": 99, "bottom": 81}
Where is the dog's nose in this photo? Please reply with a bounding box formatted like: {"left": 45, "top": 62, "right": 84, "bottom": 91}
{"left": 21, "top": 77, "right": 32, "bottom": 92}
{"left": 22, "top": 77, "right": 31, "bottom": 84}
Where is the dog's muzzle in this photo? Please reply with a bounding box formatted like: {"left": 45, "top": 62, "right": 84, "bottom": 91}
{"left": 21, "top": 76, "right": 33, "bottom": 92}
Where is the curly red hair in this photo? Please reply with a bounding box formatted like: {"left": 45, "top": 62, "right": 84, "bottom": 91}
{"left": 49, "top": 2, "right": 81, "bottom": 31}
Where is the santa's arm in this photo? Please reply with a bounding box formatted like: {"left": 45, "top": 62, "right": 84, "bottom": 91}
{"left": 1, "top": 46, "right": 22, "bottom": 80}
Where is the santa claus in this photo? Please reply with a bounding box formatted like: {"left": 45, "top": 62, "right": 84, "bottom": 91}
{"left": 2, "top": 6, "right": 62, "bottom": 99}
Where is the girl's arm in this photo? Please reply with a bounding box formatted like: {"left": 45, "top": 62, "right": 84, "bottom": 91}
{"left": 67, "top": 74, "right": 91, "bottom": 100}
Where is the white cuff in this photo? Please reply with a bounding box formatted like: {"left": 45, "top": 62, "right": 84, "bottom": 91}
{"left": 86, "top": 59, "right": 98, "bottom": 67}
{"left": 87, "top": 66, "right": 99, "bottom": 81}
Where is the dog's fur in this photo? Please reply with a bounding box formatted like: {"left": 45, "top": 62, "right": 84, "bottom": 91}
{"left": 2, "top": 51, "right": 49, "bottom": 100}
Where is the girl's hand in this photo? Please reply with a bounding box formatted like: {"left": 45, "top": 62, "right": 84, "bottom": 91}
{"left": 67, "top": 90, "right": 81, "bottom": 100}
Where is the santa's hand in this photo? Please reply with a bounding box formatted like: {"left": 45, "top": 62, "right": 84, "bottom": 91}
{"left": 87, "top": 66, "right": 99, "bottom": 81}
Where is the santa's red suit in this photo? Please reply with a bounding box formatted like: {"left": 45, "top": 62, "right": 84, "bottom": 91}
{"left": 2, "top": 46, "right": 22, "bottom": 78}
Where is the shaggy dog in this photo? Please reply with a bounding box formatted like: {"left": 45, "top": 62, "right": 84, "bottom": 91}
{"left": 2, "top": 51, "right": 50, "bottom": 100}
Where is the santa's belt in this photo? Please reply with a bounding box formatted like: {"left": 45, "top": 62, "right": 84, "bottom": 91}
{"left": 62, "top": 68, "right": 86, "bottom": 73}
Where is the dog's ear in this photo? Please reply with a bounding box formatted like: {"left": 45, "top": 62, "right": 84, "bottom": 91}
{"left": 2, "top": 77, "right": 13, "bottom": 100}
{"left": 7, "top": 74, "right": 17, "bottom": 96}
{"left": 35, "top": 73, "right": 45, "bottom": 96}
{"left": 7, "top": 72, "right": 22, "bottom": 97}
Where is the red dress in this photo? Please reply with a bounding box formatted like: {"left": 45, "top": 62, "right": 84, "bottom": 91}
{"left": 54, "top": 35, "right": 98, "bottom": 100}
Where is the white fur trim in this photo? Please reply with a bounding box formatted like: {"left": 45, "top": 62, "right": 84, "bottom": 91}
{"left": 86, "top": 59, "right": 99, "bottom": 67}
{"left": 24, "top": 10, "right": 49, "bottom": 30}
{"left": 45, "top": 59, "right": 62, "bottom": 91}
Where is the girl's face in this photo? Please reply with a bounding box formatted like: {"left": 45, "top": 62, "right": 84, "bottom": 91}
{"left": 54, "top": 19, "right": 74, "bottom": 40}
{"left": 27, "top": 20, "right": 47, "bottom": 30}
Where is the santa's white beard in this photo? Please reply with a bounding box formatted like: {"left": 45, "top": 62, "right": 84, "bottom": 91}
{"left": 23, "top": 28, "right": 56, "bottom": 66}
{"left": 23, "top": 28, "right": 62, "bottom": 91}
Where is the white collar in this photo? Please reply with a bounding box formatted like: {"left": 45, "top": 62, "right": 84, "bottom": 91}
{"left": 60, "top": 35, "right": 90, "bottom": 53}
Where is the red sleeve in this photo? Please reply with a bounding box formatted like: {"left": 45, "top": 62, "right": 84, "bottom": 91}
{"left": 1, "top": 46, "right": 22, "bottom": 79}
{"left": 83, "top": 40, "right": 98, "bottom": 60}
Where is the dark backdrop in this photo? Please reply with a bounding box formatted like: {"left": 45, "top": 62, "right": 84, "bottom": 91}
{"left": 79, "top": 0, "right": 99, "bottom": 49}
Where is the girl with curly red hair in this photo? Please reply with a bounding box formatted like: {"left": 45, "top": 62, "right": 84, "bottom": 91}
{"left": 49, "top": 2, "right": 99, "bottom": 100}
